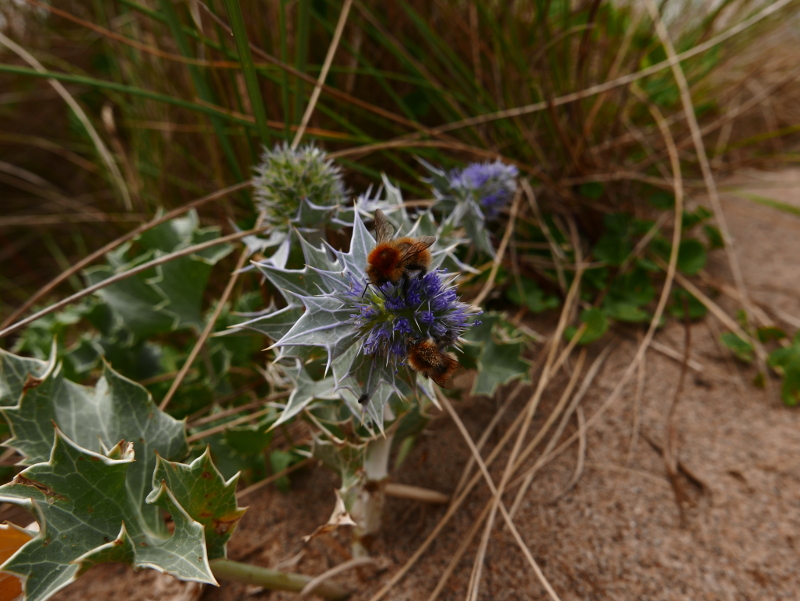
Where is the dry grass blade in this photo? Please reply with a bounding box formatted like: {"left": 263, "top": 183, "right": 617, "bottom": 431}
{"left": 426, "top": 498, "right": 492, "bottom": 601}
{"left": 367, "top": 382, "right": 542, "bottom": 601}
{"left": 186, "top": 405, "right": 274, "bottom": 442}
{"left": 593, "top": 57, "right": 800, "bottom": 159}
{"left": 328, "top": 140, "right": 541, "bottom": 177}
{"left": 662, "top": 298, "right": 692, "bottom": 526}
{"left": 0, "top": 448, "right": 18, "bottom": 467}
{"left": 549, "top": 405, "right": 586, "bottom": 504}
{"left": 188, "top": 390, "right": 289, "bottom": 428}
{"left": 472, "top": 187, "right": 521, "bottom": 306}
{"left": 159, "top": 245, "right": 250, "bottom": 410}
{"left": 509, "top": 61, "right": 688, "bottom": 496}
{"left": 467, "top": 269, "right": 584, "bottom": 601}
{"left": 299, "top": 557, "right": 377, "bottom": 598}
{"left": 664, "top": 267, "right": 749, "bottom": 340}
{"left": 698, "top": 272, "right": 791, "bottom": 329}
{"left": 452, "top": 380, "right": 526, "bottom": 498}
{"left": 0, "top": 214, "right": 147, "bottom": 227}
{"left": 508, "top": 348, "right": 587, "bottom": 519}
{"left": 196, "top": 0, "right": 426, "bottom": 135}
{"left": 0, "top": 181, "right": 250, "bottom": 329}
{"left": 582, "top": 8, "right": 645, "bottom": 139}
{"left": 648, "top": 339, "right": 704, "bottom": 373}
{"left": 22, "top": 0, "right": 238, "bottom": 68}
{"left": 645, "top": 0, "right": 757, "bottom": 344}
{"left": 291, "top": 0, "right": 354, "bottom": 150}
{"left": 437, "top": 392, "right": 563, "bottom": 601}
{"left": 522, "top": 179, "right": 567, "bottom": 292}
{"left": 383, "top": 483, "right": 449, "bottom": 504}
{"left": 507, "top": 343, "right": 613, "bottom": 505}
{"left": 618, "top": 212, "right": 670, "bottom": 276}
{"left": 237, "top": 458, "right": 314, "bottom": 499}
{"left": 0, "top": 31, "right": 130, "bottom": 210}
{"left": 367, "top": 327, "right": 586, "bottom": 601}
{"left": 626, "top": 334, "right": 647, "bottom": 466}
{"left": 0, "top": 225, "right": 265, "bottom": 339}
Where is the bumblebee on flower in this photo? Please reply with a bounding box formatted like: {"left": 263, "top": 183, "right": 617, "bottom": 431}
{"left": 247, "top": 207, "right": 481, "bottom": 427}
{"left": 344, "top": 268, "right": 480, "bottom": 388}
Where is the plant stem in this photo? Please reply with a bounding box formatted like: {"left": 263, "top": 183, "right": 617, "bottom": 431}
{"left": 210, "top": 559, "right": 350, "bottom": 600}
{"left": 222, "top": 0, "right": 271, "bottom": 146}
{"left": 347, "top": 433, "right": 394, "bottom": 557}
{"left": 384, "top": 482, "right": 449, "bottom": 504}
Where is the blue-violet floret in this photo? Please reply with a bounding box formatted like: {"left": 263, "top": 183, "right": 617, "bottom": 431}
{"left": 447, "top": 160, "right": 519, "bottom": 219}
{"left": 342, "top": 269, "right": 480, "bottom": 365}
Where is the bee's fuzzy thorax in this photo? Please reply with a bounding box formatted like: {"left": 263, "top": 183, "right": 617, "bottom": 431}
{"left": 367, "top": 244, "right": 402, "bottom": 275}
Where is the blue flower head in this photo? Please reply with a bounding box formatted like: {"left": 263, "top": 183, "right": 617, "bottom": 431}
{"left": 248, "top": 208, "right": 483, "bottom": 428}
{"left": 447, "top": 160, "right": 518, "bottom": 219}
{"left": 343, "top": 269, "right": 480, "bottom": 365}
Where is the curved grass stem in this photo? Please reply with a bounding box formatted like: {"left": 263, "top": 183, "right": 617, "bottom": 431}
{"left": 0, "top": 225, "right": 266, "bottom": 340}
{"left": 210, "top": 559, "right": 350, "bottom": 600}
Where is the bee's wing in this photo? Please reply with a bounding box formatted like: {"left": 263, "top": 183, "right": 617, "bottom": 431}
{"left": 399, "top": 236, "right": 436, "bottom": 260}
{"left": 373, "top": 209, "right": 395, "bottom": 244}
{"left": 430, "top": 353, "right": 461, "bottom": 388}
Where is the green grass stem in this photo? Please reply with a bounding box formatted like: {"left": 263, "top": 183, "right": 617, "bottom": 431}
{"left": 157, "top": 0, "right": 244, "bottom": 181}
{"left": 222, "top": 0, "right": 271, "bottom": 146}
{"left": 294, "top": 0, "right": 311, "bottom": 125}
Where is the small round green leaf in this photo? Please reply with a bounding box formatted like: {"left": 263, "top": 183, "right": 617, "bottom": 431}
{"left": 566, "top": 308, "right": 608, "bottom": 345}
{"left": 677, "top": 239, "right": 707, "bottom": 275}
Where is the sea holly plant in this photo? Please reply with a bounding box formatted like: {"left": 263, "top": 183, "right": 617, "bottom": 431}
{"left": 249, "top": 163, "right": 474, "bottom": 284}
{"left": 249, "top": 211, "right": 481, "bottom": 428}
{"left": 0, "top": 345, "right": 246, "bottom": 601}
{"left": 421, "top": 159, "right": 519, "bottom": 257}
{"left": 239, "top": 210, "right": 481, "bottom": 553}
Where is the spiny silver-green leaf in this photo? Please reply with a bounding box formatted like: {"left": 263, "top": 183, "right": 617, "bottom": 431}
{"left": 1, "top": 348, "right": 187, "bottom": 532}
{"left": 150, "top": 447, "right": 246, "bottom": 560}
{"left": 331, "top": 344, "right": 398, "bottom": 431}
{"left": 271, "top": 294, "right": 357, "bottom": 373}
{"left": 0, "top": 430, "right": 215, "bottom": 601}
{"left": 237, "top": 305, "right": 305, "bottom": 341}
{"left": 463, "top": 313, "right": 530, "bottom": 396}
{"left": 311, "top": 435, "right": 366, "bottom": 492}
{"left": 254, "top": 262, "right": 328, "bottom": 301}
{"left": 83, "top": 211, "right": 231, "bottom": 340}
{"left": 298, "top": 235, "right": 334, "bottom": 271}
{"left": 328, "top": 210, "right": 374, "bottom": 276}
{"left": 0, "top": 345, "right": 54, "bottom": 407}
{"left": 273, "top": 363, "right": 338, "bottom": 428}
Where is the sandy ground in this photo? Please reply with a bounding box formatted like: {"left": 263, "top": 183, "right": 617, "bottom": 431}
{"left": 48, "top": 171, "right": 800, "bottom": 601}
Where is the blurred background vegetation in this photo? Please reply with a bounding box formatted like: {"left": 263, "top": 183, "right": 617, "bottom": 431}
{"left": 1, "top": 0, "right": 800, "bottom": 480}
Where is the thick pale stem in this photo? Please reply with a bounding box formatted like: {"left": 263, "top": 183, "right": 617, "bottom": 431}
{"left": 347, "top": 433, "right": 394, "bottom": 557}
{"left": 363, "top": 434, "right": 392, "bottom": 481}
{"left": 210, "top": 559, "right": 350, "bottom": 600}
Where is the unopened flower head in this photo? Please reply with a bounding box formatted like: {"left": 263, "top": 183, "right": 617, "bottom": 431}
{"left": 252, "top": 143, "right": 346, "bottom": 228}
{"left": 448, "top": 160, "right": 518, "bottom": 219}
{"left": 342, "top": 270, "right": 481, "bottom": 366}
